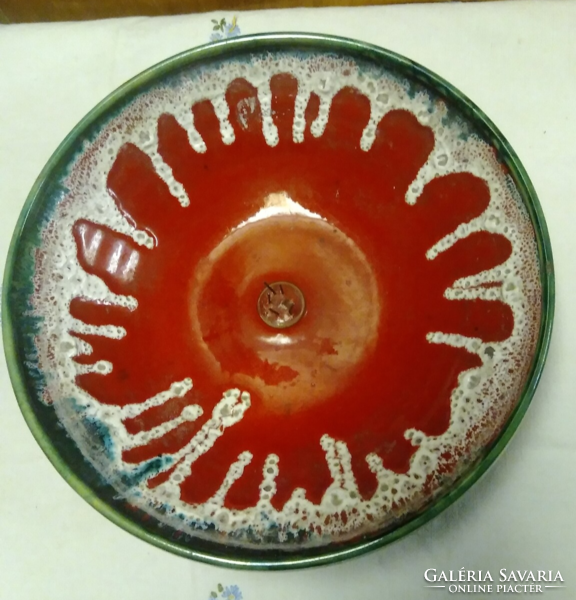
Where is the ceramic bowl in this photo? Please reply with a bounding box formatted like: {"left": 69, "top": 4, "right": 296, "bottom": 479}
{"left": 2, "top": 34, "right": 554, "bottom": 568}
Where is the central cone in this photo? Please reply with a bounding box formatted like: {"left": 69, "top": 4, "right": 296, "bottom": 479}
{"left": 189, "top": 208, "right": 381, "bottom": 414}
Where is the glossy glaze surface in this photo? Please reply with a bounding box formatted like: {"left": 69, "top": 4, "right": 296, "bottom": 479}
{"left": 2, "top": 35, "right": 553, "bottom": 567}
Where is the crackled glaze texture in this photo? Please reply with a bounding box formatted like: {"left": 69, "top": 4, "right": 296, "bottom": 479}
{"left": 30, "top": 51, "right": 541, "bottom": 549}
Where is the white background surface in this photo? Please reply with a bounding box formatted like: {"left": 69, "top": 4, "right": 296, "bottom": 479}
{"left": 1, "top": 1, "right": 575, "bottom": 598}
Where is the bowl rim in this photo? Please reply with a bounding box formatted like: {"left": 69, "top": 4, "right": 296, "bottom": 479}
{"left": 1, "top": 32, "right": 555, "bottom": 570}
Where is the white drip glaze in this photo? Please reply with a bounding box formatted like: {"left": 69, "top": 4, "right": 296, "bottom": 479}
{"left": 30, "top": 52, "right": 541, "bottom": 548}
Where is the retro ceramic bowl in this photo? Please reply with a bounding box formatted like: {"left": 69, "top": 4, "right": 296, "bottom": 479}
{"left": 2, "top": 34, "right": 554, "bottom": 568}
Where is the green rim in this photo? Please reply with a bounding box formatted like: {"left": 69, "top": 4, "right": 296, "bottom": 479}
{"left": 1, "top": 33, "right": 555, "bottom": 570}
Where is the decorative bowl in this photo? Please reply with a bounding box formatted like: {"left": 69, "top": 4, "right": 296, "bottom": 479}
{"left": 2, "top": 33, "right": 554, "bottom": 568}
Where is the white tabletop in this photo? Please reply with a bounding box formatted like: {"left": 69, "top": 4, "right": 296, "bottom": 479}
{"left": 1, "top": 1, "right": 574, "bottom": 598}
